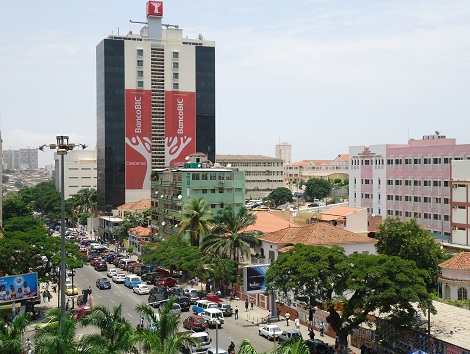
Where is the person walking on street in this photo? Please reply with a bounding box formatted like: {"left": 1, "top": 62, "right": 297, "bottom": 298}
{"left": 250, "top": 298, "right": 254, "bottom": 310}
{"left": 295, "top": 317, "right": 300, "bottom": 331}
{"left": 245, "top": 299, "right": 249, "bottom": 312}
{"left": 276, "top": 307, "right": 281, "bottom": 319}
{"left": 234, "top": 306, "right": 239, "bottom": 319}
{"left": 139, "top": 316, "right": 144, "bottom": 329}
{"left": 285, "top": 311, "right": 290, "bottom": 326}
{"left": 320, "top": 321, "right": 325, "bottom": 336}
{"left": 308, "top": 326, "right": 315, "bottom": 339}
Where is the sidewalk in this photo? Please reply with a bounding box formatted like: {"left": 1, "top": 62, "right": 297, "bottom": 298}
{"left": 228, "top": 297, "right": 360, "bottom": 353}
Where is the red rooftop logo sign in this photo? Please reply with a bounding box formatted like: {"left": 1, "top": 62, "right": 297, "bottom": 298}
{"left": 146, "top": 1, "right": 163, "bottom": 17}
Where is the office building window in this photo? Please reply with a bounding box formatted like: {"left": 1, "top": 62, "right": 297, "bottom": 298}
{"left": 173, "top": 83, "right": 179, "bottom": 90}
{"left": 137, "top": 49, "right": 143, "bottom": 56}
{"left": 137, "top": 70, "right": 143, "bottom": 77}
{"left": 172, "top": 51, "right": 179, "bottom": 59}
{"left": 173, "top": 73, "right": 179, "bottom": 80}
{"left": 137, "top": 81, "right": 143, "bottom": 88}
{"left": 137, "top": 60, "right": 143, "bottom": 67}
{"left": 173, "top": 62, "right": 179, "bottom": 69}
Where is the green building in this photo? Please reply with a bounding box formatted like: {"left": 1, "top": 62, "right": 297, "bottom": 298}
{"left": 151, "top": 159, "right": 246, "bottom": 239}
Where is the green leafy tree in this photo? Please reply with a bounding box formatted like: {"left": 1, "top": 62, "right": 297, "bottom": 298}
{"left": 303, "top": 179, "right": 332, "bottom": 201}
{"left": 141, "top": 236, "right": 204, "bottom": 277}
{"left": 203, "top": 254, "right": 238, "bottom": 292}
{"left": 2, "top": 194, "right": 32, "bottom": 221}
{"left": 376, "top": 217, "right": 448, "bottom": 288}
{"left": 0, "top": 314, "right": 30, "bottom": 354}
{"left": 266, "top": 244, "right": 432, "bottom": 351}
{"left": 177, "top": 197, "right": 212, "bottom": 247}
{"left": 3, "top": 216, "right": 43, "bottom": 232}
{"left": 115, "top": 210, "right": 151, "bottom": 242}
{"left": 201, "top": 206, "right": 259, "bottom": 262}
{"left": 134, "top": 298, "right": 196, "bottom": 354}
{"left": 79, "top": 304, "right": 136, "bottom": 353}
{"left": 265, "top": 187, "right": 294, "bottom": 207}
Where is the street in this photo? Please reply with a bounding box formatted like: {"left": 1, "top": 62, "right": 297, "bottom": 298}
{"left": 69, "top": 264, "right": 277, "bottom": 353}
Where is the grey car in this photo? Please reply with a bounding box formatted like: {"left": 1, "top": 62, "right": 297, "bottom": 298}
{"left": 278, "top": 329, "right": 302, "bottom": 342}
{"left": 217, "top": 302, "right": 233, "bottom": 316}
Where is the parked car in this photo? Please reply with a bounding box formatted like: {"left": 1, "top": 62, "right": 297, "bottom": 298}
{"left": 125, "top": 261, "right": 138, "bottom": 272}
{"left": 133, "top": 264, "right": 150, "bottom": 276}
{"left": 183, "top": 288, "right": 200, "bottom": 304}
{"left": 112, "top": 273, "right": 126, "bottom": 283}
{"left": 153, "top": 267, "right": 169, "bottom": 276}
{"left": 133, "top": 284, "right": 150, "bottom": 295}
{"left": 65, "top": 284, "right": 78, "bottom": 296}
{"left": 35, "top": 316, "right": 59, "bottom": 332}
{"left": 124, "top": 275, "right": 141, "bottom": 288}
{"left": 90, "top": 258, "right": 103, "bottom": 266}
{"left": 182, "top": 315, "right": 206, "bottom": 332}
{"left": 96, "top": 278, "right": 112, "bottom": 290}
{"left": 207, "top": 348, "right": 228, "bottom": 354}
{"left": 168, "top": 287, "right": 185, "bottom": 297}
{"left": 259, "top": 324, "right": 283, "bottom": 341}
{"left": 200, "top": 308, "right": 224, "bottom": 328}
{"left": 304, "top": 339, "right": 329, "bottom": 354}
{"left": 154, "top": 277, "right": 177, "bottom": 288}
{"left": 148, "top": 286, "right": 168, "bottom": 306}
{"left": 71, "top": 307, "right": 90, "bottom": 320}
{"left": 107, "top": 268, "right": 118, "bottom": 278}
{"left": 142, "top": 272, "right": 160, "bottom": 284}
{"left": 202, "top": 293, "right": 224, "bottom": 303}
{"left": 94, "top": 262, "right": 107, "bottom": 271}
{"left": 279, "top": 329, "right": 303, "bottom": 342}
{"left": 170, "top": 303, "right": 182, "bottom": 316}
{"left": 174, "top": 295, "right": 191, "bottom": 312}
{"left": 217, "top": 303, "right": 233, "bottom": 316}
{"left": 192, "top": 300, "right": 218, "bottom": 315}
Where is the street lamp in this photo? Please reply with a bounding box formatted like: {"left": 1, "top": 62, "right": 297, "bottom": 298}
{"left": 39, "top": 136, "right": 87, "bottom": 327}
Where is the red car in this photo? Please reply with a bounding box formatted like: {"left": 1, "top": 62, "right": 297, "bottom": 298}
{"left": 183, "top": 315, "right": 206, "bottom": 332}
{"left": 155, "top": 277, "right": 177, "bottom": 288}
{"left": 202, "top": 293, "right": 224, "bottom": 303}
{"left": 153, "top": 267, "right": 170, "bottom": 276}
{"left": 90, "top": 258, "right": 103, "bottom": 266}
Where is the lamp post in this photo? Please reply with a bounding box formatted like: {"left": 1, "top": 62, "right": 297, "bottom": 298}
{"left": 39, "top": 136, "right": 87, "bottom": 327}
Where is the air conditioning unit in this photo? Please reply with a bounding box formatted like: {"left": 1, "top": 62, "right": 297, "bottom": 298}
{"left": 452, "top": 206, "right": 458, "bottom": 209}
{"left": 220, "top": 180, "right": 225, "bottom": 184}
{"left": 452, "top": 184, "right": 458, "bottom": 188}
{"left": 452, "top": 227, "right": 457, "bottom": 230}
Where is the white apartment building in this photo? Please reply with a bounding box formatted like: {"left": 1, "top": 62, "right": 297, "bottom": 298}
{"left": 54, "top": 148, "right": 97, "bottom": 199}
{"left": 216, "top": 154, "right": 284, "bottom": 199}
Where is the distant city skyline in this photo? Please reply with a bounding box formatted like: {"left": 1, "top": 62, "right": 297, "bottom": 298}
{"left": 1, "top": 1, "right": 469, "bottom": 168}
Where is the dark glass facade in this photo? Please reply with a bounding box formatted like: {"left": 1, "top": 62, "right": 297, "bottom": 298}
{"left": 96, "top": 39, "right": 125, "bottom": 211}
{"left": 195, "top": 46, "right": 216, "bottom": 164}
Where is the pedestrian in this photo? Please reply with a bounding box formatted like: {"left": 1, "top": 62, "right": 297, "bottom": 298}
{"left": 245, "top": 299, "right": 249, "bottom": 312}
{"left": 139, "top": 316, "right": 144, "bottom": 329}
{"left": 205, "top": 321, "right": 209, "bottom": 332}
{"left": 276, "top": 307, "right": 281, "bottom": 319}
{"left": 42, "top": 290, "right": 48, "bottom": 303}
{"left": 234, "top": 306, "right": 239, "bottom": 319}
{"left": 285, "top": 311, "right": 290, "bottom": 326}
{"left": 88, "top": 286, "right": 92, "bottom": 295}
{"left": 308, "top": 326, "right": 315, "bottom": 339}
{"left": 46, "top": 289, "right": 52, "bottom": 302}
{"left": 320, "top": 321, "right": 325, "bottom": 336}
{"left": 294, "top": 317, "right": 300, "bottom": 331}
{"left": 250, "top": 298, "right": 254, "bottom": 310}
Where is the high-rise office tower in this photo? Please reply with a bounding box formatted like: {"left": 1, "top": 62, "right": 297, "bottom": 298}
{"left": 97, "top": 1, "right": 215, "bottom": 210}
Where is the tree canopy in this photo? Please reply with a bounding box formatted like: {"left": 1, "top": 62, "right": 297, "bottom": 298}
{"left": 266, "top": 244, "right": 432, "bottom": 350}
{"left": 375, "top": 217, "right": 448, "bottom": 289}
{"left": 265, "top": 187, "right": 294, "bottom": 207}
{"left": 303, "top": 179, "right": 332, "bottom": 201}
{"left": 177, "top": 197, "right": 212, "bottom": 247}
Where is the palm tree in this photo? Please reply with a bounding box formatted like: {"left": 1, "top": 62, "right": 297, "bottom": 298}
{"left": 177, "top": 197, "right": 212, "bottom": 247}
{"left": 134, "top": 298, "right": 196, "bottom": 354}
{"left": 0, "top": 313, "right": 30, "bottom": 354}
{"left": 79, "top": 304, "right": 137, "bottom": 353}
{"left": 72, "top": 188, "right": 97, "bottom": 213}
{"left": 33, "top": 309, "right": 104, "bottom": 354}
{"left": 201, "top": 206, "right": 260, "bottom": 262}
{"left": 238, "top": 338, "right": 310, "bottom": 354}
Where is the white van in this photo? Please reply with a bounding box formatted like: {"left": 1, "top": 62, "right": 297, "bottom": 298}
{"left": 118, "top": 258, "right": 132, "bottom": 269}
{"left": 184, "top": 331, "right": 211, "bottom": 353}
{"left": 200, "top": 308, "right": 224, "bottom": 328}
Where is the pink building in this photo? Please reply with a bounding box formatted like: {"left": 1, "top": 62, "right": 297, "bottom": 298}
{"left": 349, "top": 133, "right": 470, "bottom": 238}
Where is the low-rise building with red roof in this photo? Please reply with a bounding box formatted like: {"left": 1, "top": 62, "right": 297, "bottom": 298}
{"left": 438, "top": 252, "right": 470, "bottom": 301}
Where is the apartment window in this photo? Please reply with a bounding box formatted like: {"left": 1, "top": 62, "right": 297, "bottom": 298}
{"left": 137, "top": 60, "right": 143, "bottom": 67}
{"left": 137, "top": 70, "right": 143, "bottom": 78}
{"left": 444, "top": 198, "right": 449, "bottom": 204}
{"left": 395, "top": 211, "right": 402, "bottom": 216}
{"left": 202, "top": 189, "right": 208, "bottom": 194}
{"left": 444, "top": 181, "right": 449, "bottom": 187}
{"left": 191, "top": 173, "right": 200, "bottom": 180}
{"left": 137, "top": 81, "right": 143, "bottom": 88}
{"left": 423, "top": 180, "right": 431, "bottom": 187}
{"left": 405, "top": 211, "right": 412, "bottom": 217}
{"left": 405, "top": 195, "right": 412, "bottom": 201}
{"left": 433, "top": 181, "right": 441, "bottom": 187}
{"left": 423, "top": 158, "right": 431, "bottom": 164}
{"left": 395, "top": 195, "right": 402, "bottom": 201}
{"left": 395, "top": 159, "right": 402, "bottom": 165}
{"left": 387, "top": 210, "right": 393, "bottom": 216}
{"left": 172, "top": 51, "right": 179, "bottom": 59}
{"left": 414, "top": 212, "right": 421, "bottom": 218}
{"left": 414, "top": 158, "right": 421, "bottom": 164}
{"left": 414, "top": 180, "right": 421, "bottom": 186}
{"left": 387, "top": 195, "right": 393, "bottom": 201}
{"left": 423, "top": 213, "right": 431, "bottom": 220}
{"left": 173, "top": 73, "right": 179, "bottom": 80}
{"left": 172, "top": 62, "right": 179, "bottom": 69}
{"left": 444, "top": 215, "right": 450, "bottom": 221}
{"left": 444, "top": 157, "right": 451, "bottom": 164}
{"left": 413, "top": 196, "right": 421, "bottom": 202}
{"left": 387, "top": 159, "right": 393, "bottom": 165}
{"left": 137, "top": 49, "right": 143, "bottom": 56}
{"left": 405, "top": 180, "right": 412, "bottom": 186}
{"left": 458, "top": 287, "right": 468, "bottom": 301}
{"left": 433, "top": 214, "right": 441, "bottom": 221}
{"left": 433, "top": 157, "right": 441, "bottom": 164}
{"left": 364, "top": 193, "right": 370, "bottom": 199}
{"left": 210, "top": 173, "right": 217, "bottom": 180}
{"left": 387, "top": 179, "right": 393, "bottom": 186}
{"left": 434, "top": 197, "right": 441, "bottom": 203}
{"left": 423, "top": 197, "right": 431, "bottom": 203}
{"left": 210, "top": 204, "right": 217, "bottom": 209}
{"left": 364, "top": 160, "right": 370, "bottom": 165}
{"left": 210, "top": 189, "right": 216, "bottom": 194}
{"left": 201, "top": 173, "right": 208, "bottom": 180}
{"left": 395, "top": 179, "right": 402, "bottom": 186}
{"left": 405, "top": 158, "right": 412, "bottom": 165}
{"left": 173, "top": 83, "right": 179, "bottom": 90}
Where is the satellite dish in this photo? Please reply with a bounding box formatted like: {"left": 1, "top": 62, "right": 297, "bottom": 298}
{"left": 197, "top": 33, "right": 204, "bottom": 40}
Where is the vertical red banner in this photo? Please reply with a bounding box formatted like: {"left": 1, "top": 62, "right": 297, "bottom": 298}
{"left": 125, "top": 89, "right": 152, "bottom": 189}
{"left": 164, "top": 91, "right": 196, "bottom": 166}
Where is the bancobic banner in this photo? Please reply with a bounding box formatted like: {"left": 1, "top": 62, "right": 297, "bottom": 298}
{"left": 125, "top": 89, "right": 152, "bottom": 189}
{"left": 164, "top": 91, "right": 196, "bottom": 166}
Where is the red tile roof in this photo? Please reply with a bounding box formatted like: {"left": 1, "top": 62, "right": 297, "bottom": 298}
{"left": 117, "top": 198, "right": 151, "bottom": 211}
{"left": 259, "top": 222, "right": 375, "bottom": 246}
{"left": 245, "top": 211, "right": 301, "bottom": 234}
{"left": 439, "top": 252, "right": 470, "bottom": 270}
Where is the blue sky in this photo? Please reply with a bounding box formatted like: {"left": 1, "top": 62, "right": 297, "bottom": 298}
{"left": 1, "top": 1, "right": 469, "bottom": 167}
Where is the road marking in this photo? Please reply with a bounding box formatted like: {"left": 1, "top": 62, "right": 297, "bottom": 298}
{"left": 127, "top": 313, "right": 133, "bottom": 318}
{"left": 110, "top": 299, "right": 115, "bottom": 303}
